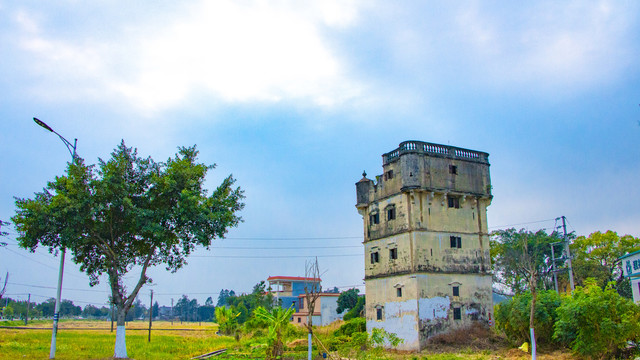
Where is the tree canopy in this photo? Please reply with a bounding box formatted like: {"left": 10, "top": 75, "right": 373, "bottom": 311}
{"left": 336, "top": 288, "right": 359, "bottom": 314}
{"left": 571, "top": 231, "right": 640, "bottom": 296}
{"left": 12, "top": 141, "right": 244, "bottom": 358}
{"left": 490, "top": 228, "right": 566, "bottom": 294}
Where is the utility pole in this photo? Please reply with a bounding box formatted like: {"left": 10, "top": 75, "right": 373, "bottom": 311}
{"left": 561, "top": 216, "right": 575, "bottom": 292}
{"left": 171, "top": 298, "right": 174, "bottom": 325}
{"left": 25, "top": 294, "right": 31, "bottom": 325}
{"left": 148, "top": 290, "right": 153, "bottom": 342}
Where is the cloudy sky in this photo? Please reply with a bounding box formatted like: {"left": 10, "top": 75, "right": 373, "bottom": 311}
{"left": 1, "top": 1, "right": 639, "bottom": 309}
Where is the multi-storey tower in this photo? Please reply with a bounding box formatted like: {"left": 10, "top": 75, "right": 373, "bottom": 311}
{"left": 355, "top": 140, "right": 493, "bottom": 351}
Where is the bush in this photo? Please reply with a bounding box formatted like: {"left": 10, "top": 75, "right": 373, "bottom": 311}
{"left": 494, "top": 290, "right": 561, "bottom": 345}
{"left": 334, "top": 317, "right": 366, "bottom": 337}
{"left": 554, "top": 281, "right": 640, "bottom": 359}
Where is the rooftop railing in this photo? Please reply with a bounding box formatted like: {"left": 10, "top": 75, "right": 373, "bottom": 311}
{"left": 382, "top": 140, "right": 489, "bottom": 165}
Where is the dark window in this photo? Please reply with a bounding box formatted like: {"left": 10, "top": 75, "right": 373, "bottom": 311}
{"left": 385, "top": 170, "right": 394, "bottom": 180}
{"left": 370, "top": 251, "right": 380, "bottom": 264}
{"left": 453, "top": 286, "right": 460, "bottom": 297}
{"left": 449, "top": 165, "right": 457, "bottom": 175}
{"left": 453, "top": 307, "right": 461, "bottom": 320}
{"left": 396, "top": 288, "right": 402, "bottom": 297}
{"left": 389, "top": 248, "right": 398, "bottom": 260}
{"left": 448, "top": 196, "right": 460, "bottom": 208}
{"left": 369, "top": 212, "right": 379, "bottom": 225}
{"left": 376, "top": 308, "right": 383, "bottom": 321}
{"left": 387, "top": 206, "right": 396, "bottom": 220}
{"left": 450, "top": 236, "right": 462, "bottom": 248}
{"left": 297, "top": 317, "right": 301, "bottom": 323}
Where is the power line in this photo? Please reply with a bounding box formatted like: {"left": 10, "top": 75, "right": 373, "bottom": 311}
{"left": 190, "top": 254, "right": 362, "bottom": 259}
{"left": 488, "top": 218, "right": 556, "bottom": 230}
{"left": 210, "top": 245, "right": 361, "bottom": 250}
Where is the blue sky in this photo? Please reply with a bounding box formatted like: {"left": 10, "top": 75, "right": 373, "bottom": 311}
{"left": 1, "top": 1, "right": 639, "bottom": 308}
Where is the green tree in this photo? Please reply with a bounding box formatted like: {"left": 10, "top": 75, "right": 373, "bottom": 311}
{"left": 494, "top": 290, "right": 561, "bottom": 345}
{"left": 254, "top": 306, "right": 296, "bottom": 360}
{"left": 12, "top": 142, "right": 244, "bottom": 358}
{"left": 343, "top": 296, "right": 365, "bottom": 320}
{"left": 152, "top": 301, "right": 159, "bottom": 319}
{"left": 336, "top": 288, "right": 359, "bottom": 314}
{"left": 554, "top": 280, "right": 640, "bottom": 358}
{"left": 215, "top": 305, "right": 240, "bottom": 336}
{"left": 3, "top": 305, "right": 14, "bottom": 319}
{"left": 491, "top": 228, "right": 565, "bottom": 294}
{"left": 571, "top": 231, "right": 640, "bottom": 297}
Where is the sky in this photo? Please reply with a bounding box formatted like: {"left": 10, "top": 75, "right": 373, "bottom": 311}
{"left": 1, "top": 0, "right": 639, "bottom": 310}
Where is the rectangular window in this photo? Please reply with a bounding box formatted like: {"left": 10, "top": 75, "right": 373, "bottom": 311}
{"left": 370, "top": 251, "right": 380, "bottom": 264}
{"left": 297, "top": 317, "right": 301, "bottom": 323}
{"left": 389, "top": 248, "right": 398, "bottom": 260}
{"left": 385, "top": 170, "right": 394, "bottom": 180}
{"left": 450, "top": 236, "right": 462, "bottom": 248}
{"left": 369, "top": 212, "right": 379, "bottom": 225}
{"left": 376, "top": 308, "right": 383, "bottom": 321}
{"left": 453, "top": 307, "right": 461, "bottom": 320}
{"left": 448, "top": 197, "right": 460, "bottom": 209}
{"left": 449, "top": 165, "right": 457, "bottom": 175}
{"left": 387, "top": 206, "right": 396, "bottom": 220}
{"left": 396, "top": 288, "right": 402, "bottom": 297}
{"left": 453, "top": 286, "right": 460, "bottom": 297}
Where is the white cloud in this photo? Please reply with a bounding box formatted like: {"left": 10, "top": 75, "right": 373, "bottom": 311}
{"left": 13, "top": 1, "right": 364, "bottom": 114}
{"left": 453, "top": 0, "right": 636, "bottom": 93}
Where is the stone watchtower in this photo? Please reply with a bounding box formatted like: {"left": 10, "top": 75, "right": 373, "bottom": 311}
{"left": 355, "top": 140, "right": 493, "bottom": 351}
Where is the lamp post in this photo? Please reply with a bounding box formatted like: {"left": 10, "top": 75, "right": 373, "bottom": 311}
{"left": 33, "top": 117, "right": 77, "bottom": 359}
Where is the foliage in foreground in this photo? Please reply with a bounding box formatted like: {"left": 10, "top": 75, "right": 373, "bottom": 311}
{"left": 554, "top": 281, "right": 640, "bottom": 359}
{"left": 494, "top": 290, "right": 561, "bottom": 345}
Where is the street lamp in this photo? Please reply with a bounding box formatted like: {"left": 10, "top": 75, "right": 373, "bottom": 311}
{"left": 33, "top": 117, "right": 77, "bottom": 359}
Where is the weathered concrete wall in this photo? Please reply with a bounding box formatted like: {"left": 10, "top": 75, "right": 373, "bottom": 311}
{"left": 365, "top": 273, "right": 493, "bottom": 351}
{"left": 357, "top": 141, "right": 493, "bottom": 352}
{"left": 320, "top": 296, "right": 343, "bottom": 325}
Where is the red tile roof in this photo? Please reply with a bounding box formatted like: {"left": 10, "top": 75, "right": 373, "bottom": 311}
{"left": 267, "top": 276, "right": 321, "bottom": 282}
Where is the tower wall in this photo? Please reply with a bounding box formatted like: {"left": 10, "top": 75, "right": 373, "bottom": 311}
{"left": 356, "top": 141, "right": 493, "bottom": 351}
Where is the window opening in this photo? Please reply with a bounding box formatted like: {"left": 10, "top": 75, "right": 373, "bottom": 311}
{"left": 450, "top": 236, "right": 462, "bottom": 248}
{"left": 397, "top": 288, "right": 402, "bottom": 297}
{"left": 453, "top": 286, "right": 460, "bottom": 297}
{"left": 385, "top": 170, "right": 394, "bottom": 180}
{"left": 389, "top": 248, "right": 398, "bottom": 260}
{"left": 370, "top": 251, "right": 380, "bottom": 264}
{"left": 453, "top": 307, "right": 461, "bottom": 320}
{"left": 376, "top": 307, "right": 383, "bottom": 321}
{"left": 448, "top": 196, "right": 460, "bottom": 209}
{"left": 449, "top": 165, "right": 458, "bottom": 175}
{"left": 387, "top": 206, "right": 396, "bottom": 221}
{"left": 369, "top": 212, "right": 379, "bottom": 225}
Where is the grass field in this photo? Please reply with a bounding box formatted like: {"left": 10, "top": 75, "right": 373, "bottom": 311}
{"left": 0, "top": 319, "right": 576, "bottom": 360}
{"left": 0, "top": 320, "right": 234, "bottom": 360}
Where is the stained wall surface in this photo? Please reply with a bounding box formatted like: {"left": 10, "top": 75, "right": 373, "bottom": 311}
{"left": 356, "top": 141, "right": 494, "bottom": 351}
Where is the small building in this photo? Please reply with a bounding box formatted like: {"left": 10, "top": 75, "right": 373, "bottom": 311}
{"left": 619, "top": 250, "right": 640, "bottom": 303}
{"left": 355, "top": 140, "right": 494, "bottom": 351}
{"left": 292, "top": 293, "right": 342, "bottom": 326}
{"left": 267, "top": 275, "right": 321, "bottom": 311}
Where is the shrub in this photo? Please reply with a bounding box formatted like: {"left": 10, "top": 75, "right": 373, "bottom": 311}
{"left": 554, "top": 280, "right": 640, "bottom": 359}
{"left": 494, "top": 290, "right": 561, "bottom": 345}
{"left": 334, "top": 317, "right": 366, "bottom": 337}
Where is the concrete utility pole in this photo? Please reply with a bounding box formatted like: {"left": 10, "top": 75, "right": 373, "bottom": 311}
{"left": 25, "top": 294, "right": 30, "bottom": 325}
{"left": 561, "top": 216, "right": 575, "bottom": 292}
{"left": 148, "top": 290, "right": 153, "bottom": 342}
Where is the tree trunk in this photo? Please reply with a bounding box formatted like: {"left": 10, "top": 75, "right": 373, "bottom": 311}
{"left": 114, "top": 307, "right": 128, "bottom": 358}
